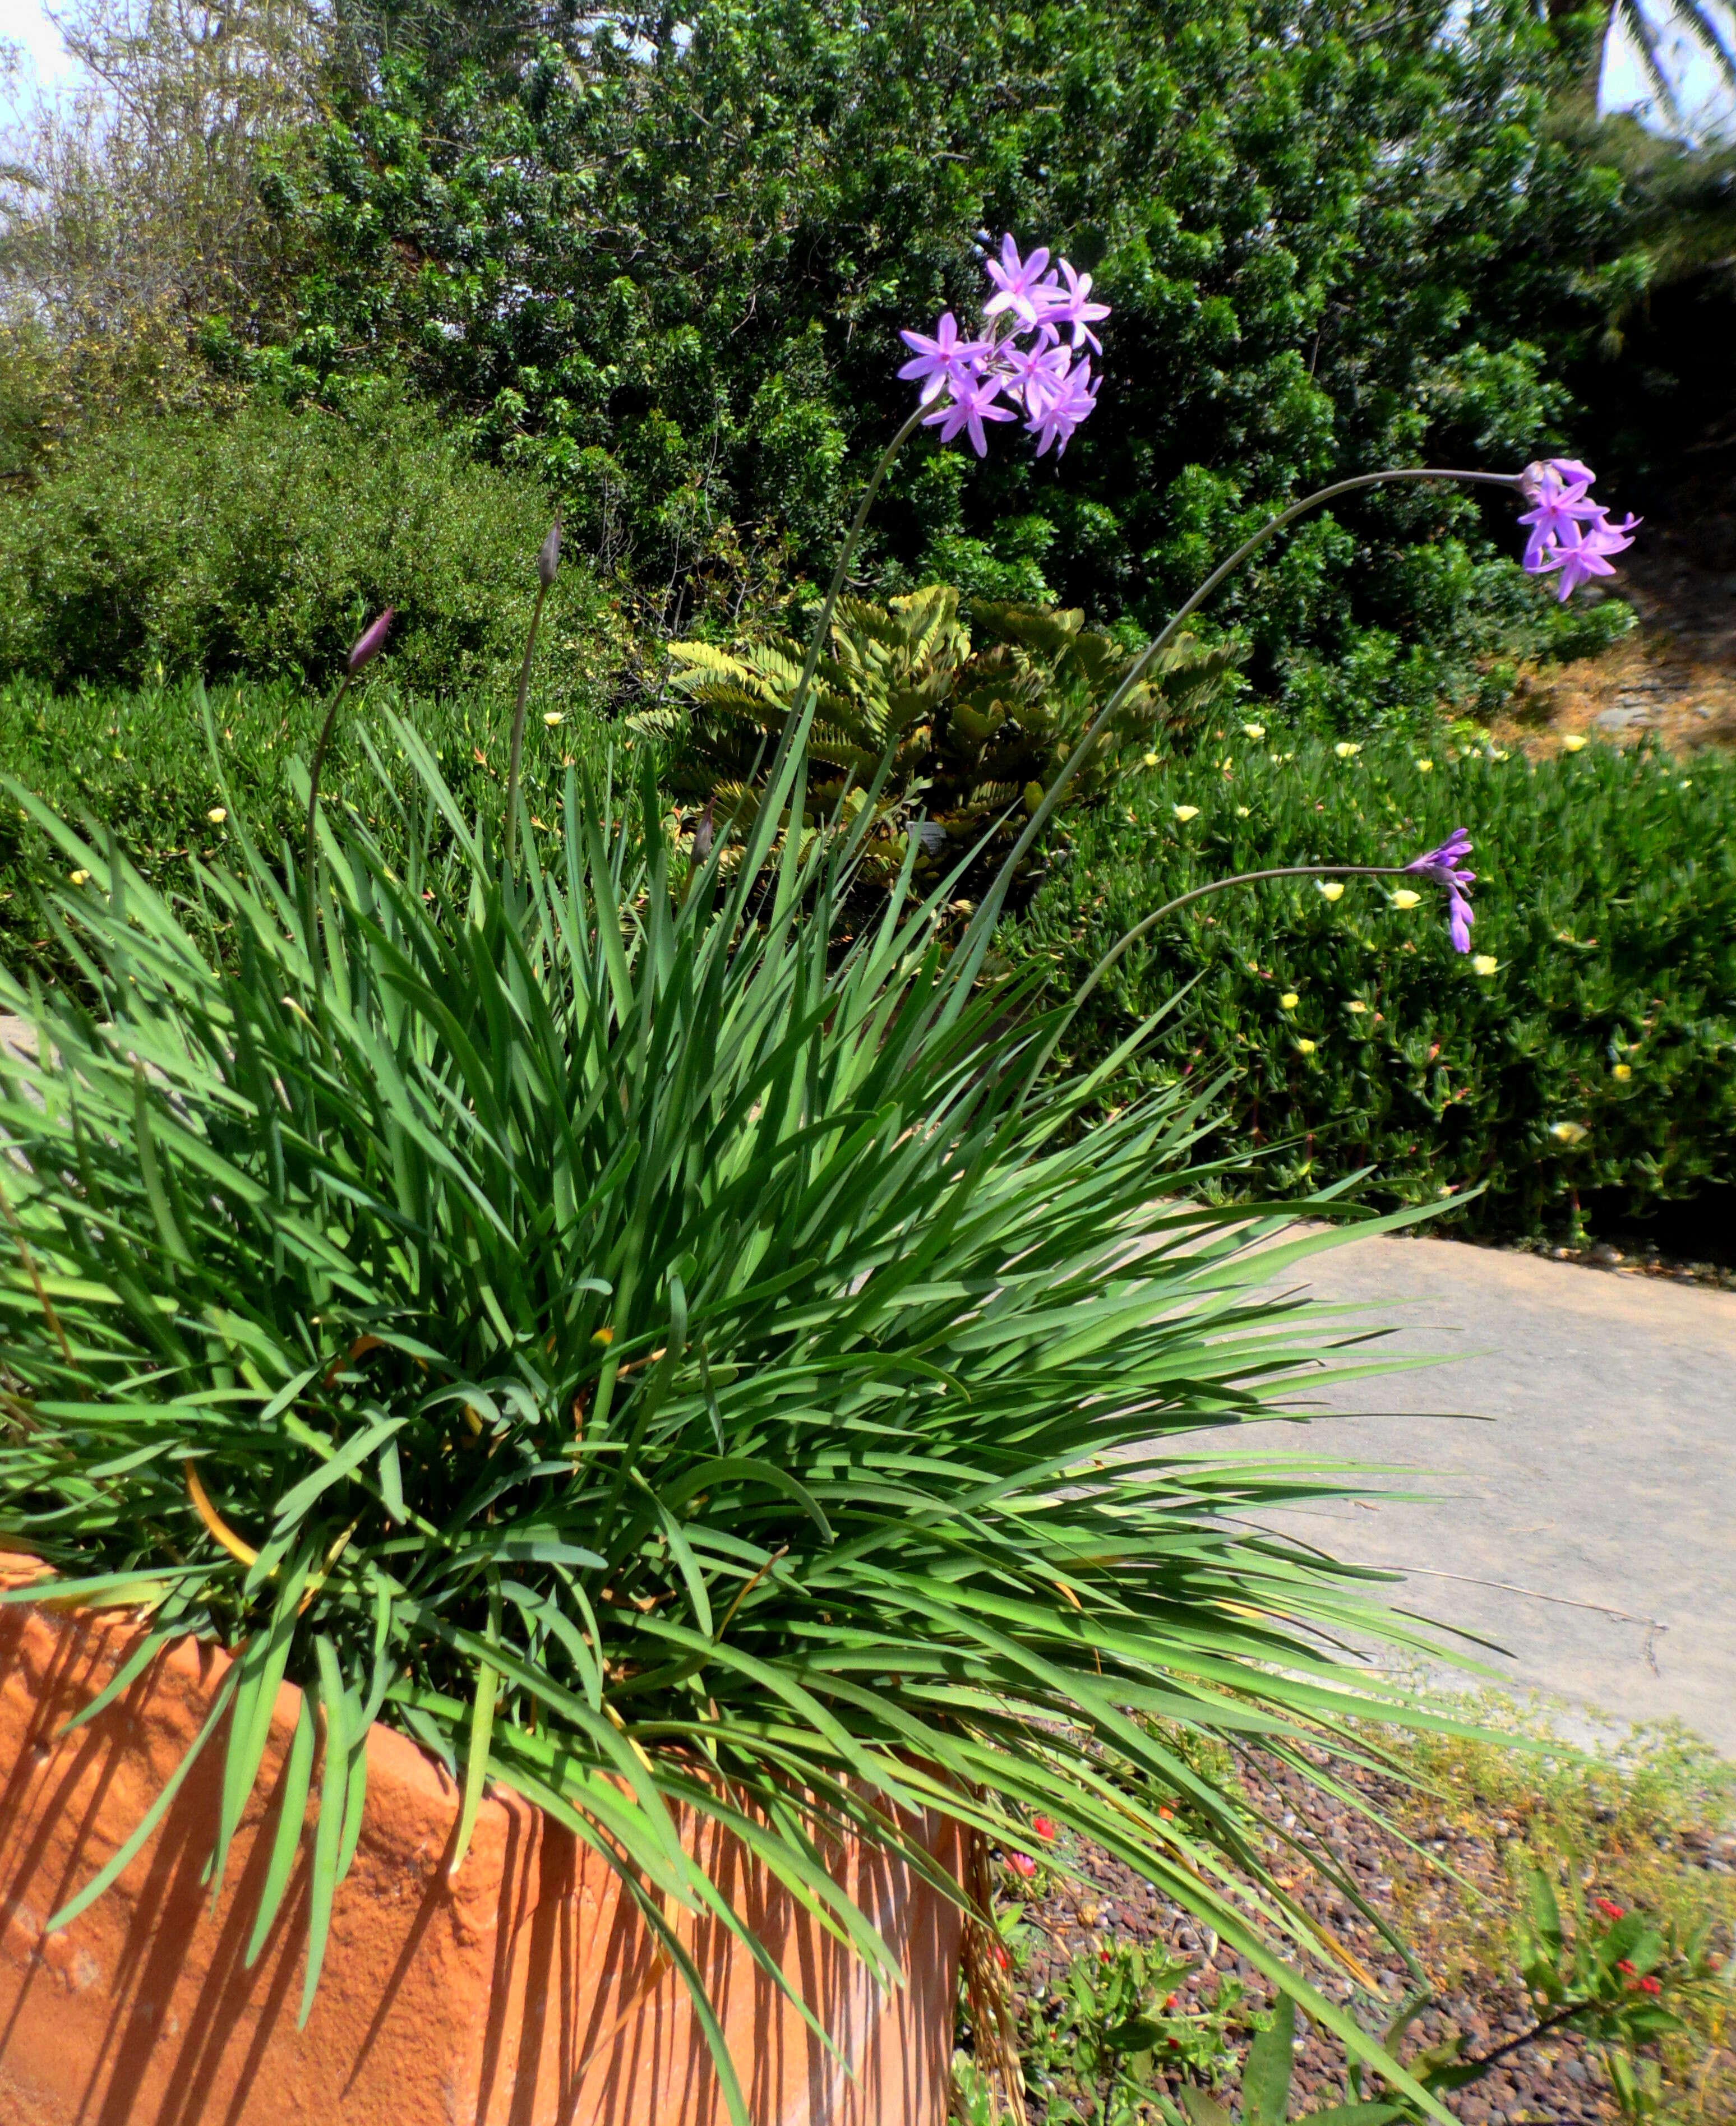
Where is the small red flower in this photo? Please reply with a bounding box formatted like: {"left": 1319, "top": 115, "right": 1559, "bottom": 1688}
{"left": 1008, "top": 1852, "right": 1037, "bottom": 1879}
{"left": 1638, "top": 1975, "right": 1661, "bottom": 1995}
{"left": 1031, "top": 1815, "right": 1058, "bottom": 1841}
{"left": 1100, "top": 1947, "right": 1113, "bottom": 1964}
{"left": 995, "top": 1944, "right": 1010, "bottom": 1971}
{"left": 1164, "top": 1994, "right": 1179, "bottom": 2012}
{"left": 1157, "top": 1805, "right": 1175, "bottom": 1820}
{"left": 1595, "top": 1898, "right": 1626, "bottom": 1921}
{"left": 1617, "top": 1959, "right": 1636, "bottom": 1975}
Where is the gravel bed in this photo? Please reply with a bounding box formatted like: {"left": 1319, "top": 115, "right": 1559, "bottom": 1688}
{"left": 995, "top": 1746, "right": 1735, "bottom": 2122}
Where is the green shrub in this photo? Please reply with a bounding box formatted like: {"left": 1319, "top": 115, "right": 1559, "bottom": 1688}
{"left": 256, "top": 0, "right": 1646, "bottom": 724}
{"left": 1, "top": 724, "right": 1463, "bottom": 2116}
{"left": 0, "top": 390, "right": 622, "bottom": 704}
{"left": 1008, "top": 734, "right": 1736, "bottom": 1235}
{"left": 0, "top": 671, "right": 610, "bottom": 981}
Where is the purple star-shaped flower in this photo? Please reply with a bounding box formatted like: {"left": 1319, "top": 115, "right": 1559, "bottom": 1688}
{"left": 1517, "top": 474, "right": 1603, "bottom": 571}
{"left": 922, "top": 373, "right": 1017, "bottom": 457}
{"left": 1532, "top": 514, "right": 1640, "bottom": 602}
{"left": 1045, "top": 260, "right": 1111, "bottom": 354}
{"left": 1515, "top": 456, "right": 1643, "bottom": 602}
{"left": 1405, "top": 826, "right": 1476, "bottom": 953}
{"left": 982, "top": 235, "right": 1060, "bottom": 331}
{"left": 897, "top": 312, "right": 990, "bottom": 405}
{"left": 1026, "top": 357, "right": 1099, "bottom": 456}
{"left": 1000, "top": 336, "right": 1073, "bottom": 415}
{"left": 897, "top": 234, "right": 1110, "bottom": 461}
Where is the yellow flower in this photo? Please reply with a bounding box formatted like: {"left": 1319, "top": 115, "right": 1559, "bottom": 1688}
{"left": 1471, "top": 954, "right": 1498, "bottom": 976}
{"left": 1561, "top": 734, "right": 1587, "bottom": 752}
{"left": 69, "top": 869, "right": 90, "bottom": 886}
{"left": 1387, "top": 888, "right": 1421, "bottom": 910}
{"left": 1142, "top": 751, "right": 1160, "bottom": 768}
{"left": 1280, "top": 991, "right": 1300, "bottom": 1009}
{"left": 1333, "top": 741, "right": 1361, "bottom": 759}
{"left": 1316, "top": 880, "right": 1344, "bottom": 902}
{"left": 544, "top": 711, "right": 565, "bottom": 726}
{"left": 1613, "top": 1062, "right": 1632, "bottom": 1081}
{"left": 1415, "top": 759, "right": 1433, "bottom": 773}
{"left": 1346, "top": 1000, "right": 1366, "bottom": 1014}
{"left": 1241, "top": 723, "right": 1265, "bottom": 741}
{"left": 1172, "top": 804, "right": 1199, "bottom": 822}
{"left": 1235, "top": 805, "right": 1250, "bottom": 817}
{"left": 1549, "top": 1121, "right": 1587, "bottom": 1144}
{"left": 1296, "top": 1039, "right": 1317, "bottom": 1056}
{"left": 207, "top": 807, "right": 227, "bottom": 825}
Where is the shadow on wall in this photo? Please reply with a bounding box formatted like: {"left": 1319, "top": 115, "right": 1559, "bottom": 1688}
{"left": 0, "top": 1571, "right": 964, "bottom": 2126}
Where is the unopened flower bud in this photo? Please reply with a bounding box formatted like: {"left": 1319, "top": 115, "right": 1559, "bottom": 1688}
{"left": 348, "top": 606, "right": 395, "bottom": 674}
{"left": 537, "top": 517, "right": 562, "bottom": 589}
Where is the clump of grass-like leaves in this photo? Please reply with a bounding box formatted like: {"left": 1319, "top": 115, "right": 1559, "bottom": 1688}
{"left": 2, "top": 715, "right": 1457, "bottom": 2120}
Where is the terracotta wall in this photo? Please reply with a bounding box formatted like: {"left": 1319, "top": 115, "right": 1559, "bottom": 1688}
{"left": 0, "top": 1568, "right": 963, "bottom": 2126}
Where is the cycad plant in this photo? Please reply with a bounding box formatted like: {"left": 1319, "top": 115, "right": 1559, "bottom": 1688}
{"left": 639, "top": 584, "right": 1236, "bottom": 894}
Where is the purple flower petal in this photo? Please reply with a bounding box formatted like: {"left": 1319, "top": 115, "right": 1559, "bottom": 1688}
{"left": 1405, "top": 829, "right": 1476, "bottom": 952}
{"left": 347, "top": 606, "right": 395, "bottom": 674}
{"left": 983, "top": 234, "right": 1063, "bottom": 330}
{"left": 1515, "top": 460, "right": 1641, "bottom": 599}
{"left": 1045, "top": 259, "right": 1111, "bottom": 354}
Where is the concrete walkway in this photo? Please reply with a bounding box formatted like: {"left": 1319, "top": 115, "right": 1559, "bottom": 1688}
{"left": 1250, "top": 1232, "right": 1736, "bottom": 1755}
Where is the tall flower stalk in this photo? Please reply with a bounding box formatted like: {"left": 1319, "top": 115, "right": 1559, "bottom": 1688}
{"left": 304, "top": 608, "right": 393, "bottom": 875}
{"left": 765, "top": 238, "right": 1640, "bottom": 993}
{"left": 504, "top": 515, "right": 562, "bottom": 863}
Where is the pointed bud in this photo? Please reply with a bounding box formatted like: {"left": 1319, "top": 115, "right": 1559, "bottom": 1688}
{"left": 347, "top": 606, "right": 395, "bottom": 674}
{"left": 537, "top": 517, "right": 562, "bottom": 589}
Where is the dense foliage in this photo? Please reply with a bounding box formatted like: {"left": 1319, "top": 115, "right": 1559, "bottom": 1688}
{"left": 237, "top": 0, "right": 1643, "bottom": 723}
{"left": 0, "top": 725, "right": 1463, "bottom": 2116}
{"left": 0, "top": 391, "right": 618, "bottom": 701}
{"left": 0, "top": 668, "right": 603, "bottom": 980}
{"left": 1010, "top": 732, "right": 1736, "bottom": 1233}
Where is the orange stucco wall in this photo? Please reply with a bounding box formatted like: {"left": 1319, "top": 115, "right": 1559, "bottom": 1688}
{"left": 0, "top": 1563, "right": 963, "bottom": 2125}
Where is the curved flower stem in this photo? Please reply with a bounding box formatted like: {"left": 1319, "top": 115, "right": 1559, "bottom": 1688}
{"left": 792, "top": 405, "right": 927, "bottom": 731}
{"left": 1073, "top": 863, "right": 1411, "bottom": 1009}
{"left": 303, "top": 671, "right": 352, "bottom": 977}
{"left": 735, "top": 405, "right": 929, "bottom": 886}
{"left": 505, "top": 577, "right": 550, "bottom": 870}
{"left": 958, "top": 466, "right": 1526, "bottom": 974}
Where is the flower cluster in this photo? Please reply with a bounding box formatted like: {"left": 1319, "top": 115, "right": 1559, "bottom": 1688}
{"left": 1517, "top": 459, "right": 1640, "bottom": 602}
{"left": 898, "top": 235, "right": 1109, "bottom": 459}
{"left": 1405, "top": 827, "right": 1476, "bottom": 953}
